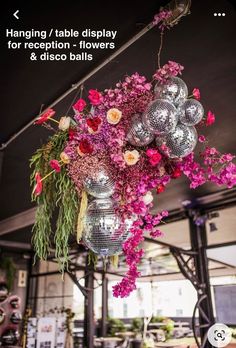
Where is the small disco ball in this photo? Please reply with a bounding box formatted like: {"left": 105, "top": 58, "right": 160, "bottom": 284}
{"left": 162, "top": 124, "right": 198, "bottom": 158}
{"left": 0, "top": 308, "right": 5, "bottom": 324}
{"left": 0, "top": 283, "right": 8, "bottom": 302}
{"left": 83, "top": 199, "right": 130, "bottom": 256}
{"left": 1, "top": 329, "right": 19, "bottom": 346}
{"left": 142, "top": 99, "right": 178, "bottom": 135}
{"left": 154, "top": 77, "right": 188, "bottom": 106}
{"left": 9, "top": 295, "right": 20, "bottom": 309}
{"left": 10, "top": 311, "right": 22, "bottom": 325}
{"left": 126, "top": 114, "right": 154, "bottom": 147}
{"left": 179, "top": 99, "right": 204, "bottom": 126}
{"left": 83, "top": 168, "right": 115, "bottom": 198}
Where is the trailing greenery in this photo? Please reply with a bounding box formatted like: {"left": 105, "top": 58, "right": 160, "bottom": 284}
{"left": 151, "top": 316, "right": 174, "bottom": 340}
{"left": 0, "top": 256, "right": 16, "bottom": 290}
{"left": 131, "top": 317, "right": 143, "bottom": 333}
{"left": 30, "top": 131, "right": 79, "bottom": 269}
{"left": 107, "top": 317, "right": 126, "bottom": 337}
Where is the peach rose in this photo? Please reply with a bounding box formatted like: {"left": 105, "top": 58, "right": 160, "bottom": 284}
{"left": 60, "top": 152, "right": 70, "bottom": 164}
{"left": 59, "top": 116, "right": 71, "bottom": 131}
{"left": 143, "top": 191, "right": 153, "bottom": 205}
{"left": 123, "top": 150, "right": 140, "bottom": 166}
{"left": 107, "top": 108, "right": 122, "bottom": 125}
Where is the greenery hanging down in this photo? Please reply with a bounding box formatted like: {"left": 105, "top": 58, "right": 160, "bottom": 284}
{"left": 0, "top": 255, "right": 16, "bottom": 290}
{"left": 30, "top": 131, "right": 79, "bottom": 269}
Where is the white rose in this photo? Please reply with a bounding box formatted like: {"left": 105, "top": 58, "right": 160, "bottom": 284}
{"left": 59, "top": 116, "right": 71, "bottom": 131}
{"left": 143, "top": 191, "right": 153, "bottom": 205}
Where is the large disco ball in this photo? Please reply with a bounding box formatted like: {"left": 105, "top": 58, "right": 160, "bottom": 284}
{"left": 0, "top": 283, "right": 8, "bottom": 302}
{"left": 83, "top": 168, "right": 114, "bottom": 198}
{"left": 126, "top": 114, "right": 154, "bottom": 147}
{"left": 1, "top": 329, "right": 19, "bottom": 346}
{"left": 143, "top": 99, "right": 178, "bottom": 135}
{"left": 154, "top": 77, "right": 188, "bottom": 106}
{"left": 159, "top": 124, "right": 198, "bottom": 158}
{"left": 10, "top": 311, "right": 22, "bottom": 324}
{"left": 83, "top": 199, "right": 130, "bottom": 256}
{"left": 179, "top": 99, "right": 204, "bottom": 126}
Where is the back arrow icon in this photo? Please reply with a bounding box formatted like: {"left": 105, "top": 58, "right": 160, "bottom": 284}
{"left": 13, "top": 10, "right": 19, "bottom": 19}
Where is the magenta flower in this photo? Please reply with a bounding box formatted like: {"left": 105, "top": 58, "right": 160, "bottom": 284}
{"left": 192, "top": 88, "right": 200, "bottom": 100}
{"left": 73, "top": 98, "right": 86, "bottom": 112}
{"left": 88, "top": 89, "right": 103, "bottom": 106}
{"left": 198, "top": 135, "right": 206, "bottom": 143}
{"left": 49, "top": 160, "right": 61, "bottom": 173}
{"left": 206, "top": 111, "right": 215, "bottom": 126}
{"left": 33, "top": 172, "right": 43, "bottom": 196}
{"left": 146, "top": 149, "right": 162, "bottom": 166}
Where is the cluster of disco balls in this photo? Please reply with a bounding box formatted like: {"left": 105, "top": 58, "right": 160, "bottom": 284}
{"left": 127, "top": 77, "right": 204, "bottom": 158}
{"left": 82, "top": 168, "right": 130, "bottom": 257}
{"left": 0, "top": 283, "right": 21, "bottom": 346}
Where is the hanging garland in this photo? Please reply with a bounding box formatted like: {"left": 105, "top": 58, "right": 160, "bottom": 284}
{"left": 30, "top": 9, "right": 236, "bottom": 298}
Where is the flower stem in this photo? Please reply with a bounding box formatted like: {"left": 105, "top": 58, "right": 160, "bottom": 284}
{"left": 157, "top": 30, "right": 164, "bottom": 69}
{"left": 49, "top": 117, "right": 59, "bottom": 124}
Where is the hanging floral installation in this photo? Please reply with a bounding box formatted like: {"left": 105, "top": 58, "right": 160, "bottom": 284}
{"left": 30, "top": 8, "right": 236, "bottom": 298}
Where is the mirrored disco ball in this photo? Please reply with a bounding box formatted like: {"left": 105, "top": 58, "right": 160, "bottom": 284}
{"left": 0, "top": 283, "right": 8, "bottom": 302}
{"left": 163, "top": 124, "right": 198, "bottom": 158}
{"left": 179, "top": 99, "right": 204, "bottom": 126}
{"left": 127, "top": 114, "right": 154, "bottom": 147}
{"left": 0, "top": 308, "right": 5, "bottom": 324}
{"left": 143, "top": 99, "right": 178, "bottom": 135}
{"left": 10, "top": 311, "right": 22, "bottom": 324}
{"left": 1, "top": 329, "right": 19, "bottom": 346}
{"left": 83, "top": 168, "right": 115, "bottom": 198}
{"left": 154, "top": 77, "right": 188, "bottom": 106}
{"left": 83, "top": 199, "right": 130, "bottom": 256}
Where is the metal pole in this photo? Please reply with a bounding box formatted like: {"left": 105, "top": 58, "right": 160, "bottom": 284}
{"left": 0, "top": 22, "right": 154, "bottom": 151}
{"left": 101, "top": 273, "right": 108, "bottom": 337}
{"left": 83, "top": 267, "right": 95, "bottom": 348}
{"left": 0, "top": 151, "right": 3, "bottom": 183}
{"left": 189, "top": 210, "right": 215, "bottom": 348}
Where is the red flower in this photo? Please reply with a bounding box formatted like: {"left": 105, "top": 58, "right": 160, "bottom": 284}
{"left": 73, "top": 98, "right": 86, "bottom": 112}
{"left": 88, "top": 89, "right": 103, "bottom": 106}
{"left": 86, "top": 117, "right": 102, "bottom": 132}
{"left": 146, "top": 149, "right": 162, "bottom": 166}
{"left": 33, "top": 172, "right": 43, "bottom": 196}
{"left": 49, "top": 160, "right": 61, "bottom": 173}
{"left": 171, "top": 168, "right": 182, "bottom": 179}
{"left": 156, "top": 184, "right": 165, "bottom": 194}
{"left": 206, "top": 110, "right": 215, "bottom": 126}
{"left": 69, "top": 128, "right": 76, "bottom": 140}
{"left": 192, "top": 88, "right": 200, "bottom": 100}
{"left": 35, "top": 108, "right": 55, "bottom": 125}
{"left": 78, "top": 139, "right": 94, "bottom": 155}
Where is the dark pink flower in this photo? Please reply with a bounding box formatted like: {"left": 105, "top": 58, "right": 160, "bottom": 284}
{"left": 35, "top": 109, "right": 55, "bottom": 125}
{"left": 156, "top": 184, "right": 165, "bottom": 194}
{"left": 198, "top": 135, "right": 206, "bottom": 143}
{"left": 49, "top": 160, "right": 61, "bottom": 173}
{"left": 73, "top": 98, "right": 86, "bottom": 112}
{"left": 206, "top": 111, "right": 215, "bottom": 126}
{"left": 88, "top": 89, "right": 103, "bottom": 106}
{"left": 192, "top": 88, "right": 200, "bottom": 100}
{"left": 33, "top": 172, "right": 43, "bottom": 196}
{"left": 171, "top": 168, "right": 182, "bottom": 179}
{"left": 146, "top": 149, "right": 162, "bottom": 166}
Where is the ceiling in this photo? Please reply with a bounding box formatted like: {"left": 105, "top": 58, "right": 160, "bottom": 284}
{"left": 1, "top": 0, "right": 236, "bottom": 246}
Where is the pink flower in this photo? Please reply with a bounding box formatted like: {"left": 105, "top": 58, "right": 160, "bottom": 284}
{"left": 198, "top": 135, "right": 206, "bottom": 143}
{"left": 206, "top": 111, "right": 215, "bottom": 126}
{"left": 33, "top": 172, "right": 43, "bottom": 196}
{"left": 73, "top": 98, "right": 86, "bottom": 112}
{"left": 49, "top": 160, "right": 61, "bottom": 173}
{"left": 35, "top": 108, "right": 55, "bottom": 125}
{"left": 192, "top": 88, "right": 200, "bottom": 100}
{"left": 88, "top": 89, "right": 103, "bottom": 106}
{"left": 146, "top": 149, "right": 162, "bottom": 166}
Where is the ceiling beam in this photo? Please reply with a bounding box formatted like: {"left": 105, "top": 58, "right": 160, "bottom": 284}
{"left": 0, "top": 239, "right": 31, "bottom": 250}
{"left": 0, "top": 207, "right": 36, "bottom": 236}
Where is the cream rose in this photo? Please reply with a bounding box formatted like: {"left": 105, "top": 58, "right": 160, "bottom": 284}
{"left": 107, "top": 108, "right": 122, "bottom": 125}
{"left": 60, "top": 152, "right": 70, "bottom": 164}
{"left": 59, "top": 116, "right": 71, "bottom": 131}
{"left": 123, "top": 150, "right": 140, "bottom": 166}
{"left": 143, "top": 191, "right": 153, "bottom": 205}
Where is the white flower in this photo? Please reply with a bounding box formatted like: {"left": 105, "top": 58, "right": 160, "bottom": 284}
{"left": 142, "top": 191, "right": 153, "bottom": 205}
{"left": 107, "top": 108, "right": 122, "bottom": 125}
{"left": 123, "top": 150, "right": 140, "bottom": 165}
{"left": 59, "top": 116, "right": 71, "bottom": 131}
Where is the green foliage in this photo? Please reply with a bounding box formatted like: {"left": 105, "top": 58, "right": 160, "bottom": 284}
{"left": 150, "top": 316, "right": 174, "bottom": 340}
{"left": 131, "top": 317, "right": 143, "bottom": 333}
{"left": 30, "top": 131, "right": 79, "bottom": 270}
{"left": 107, "top": 317, "right": 126, "bottom": 337}
{"left": 0, "top": 256, "right": 16, "bottom": 290}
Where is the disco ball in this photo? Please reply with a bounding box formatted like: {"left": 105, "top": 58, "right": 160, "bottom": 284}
{"left": 83, "top": 199, "right": 130, "bottom": 256}
{"left": 143, "top": 99, "right": 178, "bottom": 135}
{"left": 0, "top": 308, "right": 5, "bottom": 324}
{"left": 126, "top": 114, "right": 154, "bottom": 147}
{"left": 83, "top": 168, "right": 115, "bottom": 198}
{"left": 179, "top": 99, "right": 204, "bottom": 126}
{"left": 10, "top": 311, "right": 22, "bottom": 324}
{"left": 154, "top": 77, "right": 188, "bottom": 106}
{"left": 160, "top": 124, "right": 198, "bottom": 158}
{"left": 0, "top": 283, "right": 8, "bottom": 302}
{"left": 1, "top": 329, "right": 19, "bottom": 346}
{"left": 9, "top": 295, "right": 20, "bottom": 309}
